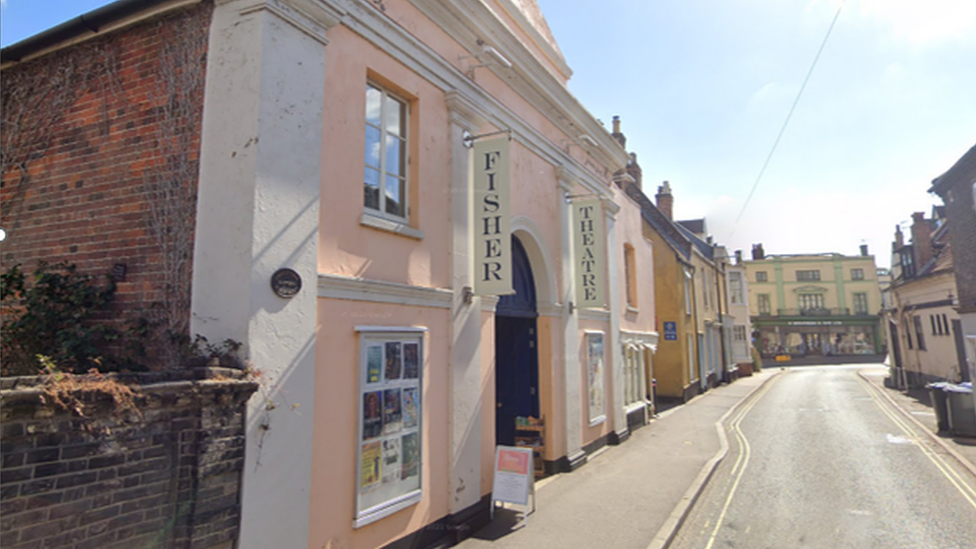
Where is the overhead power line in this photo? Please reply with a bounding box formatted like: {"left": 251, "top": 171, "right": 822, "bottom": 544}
{"left": 727, "top": 1, "right": 846, "bottom": 241}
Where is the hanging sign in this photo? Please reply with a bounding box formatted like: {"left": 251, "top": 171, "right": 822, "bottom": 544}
{"left": 474, "top": 137, "right": 512, "bottom": 295}
{"left": 492, "top": 446, "right": 533, "bottom": 507}
{"left": 573, "top": 198, "right": 606, "bottom": 308}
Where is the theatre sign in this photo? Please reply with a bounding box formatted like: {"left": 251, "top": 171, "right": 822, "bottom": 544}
{"left": 473, "top": 138, "right": 512, "bottom": 296}
{"left": 573, "top": 198, "right": 606, "bottom": 309}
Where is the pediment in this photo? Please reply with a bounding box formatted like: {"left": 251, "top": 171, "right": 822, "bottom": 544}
{"left": 793, "top": 285, "right": 827, "bottom": 294}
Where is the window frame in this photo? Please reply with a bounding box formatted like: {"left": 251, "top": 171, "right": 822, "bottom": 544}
{"left": 757, "top": 293, "right": 771, "bottom": 315}
{"left": 852, "top": 292, "right": 869, "bottom": 315}
{"left": 354, "top": 328, "right": 425, "bottom": 528}
{"left": 851, "top": 268, "right": 864, "bottom": 280}
{"left": 796, "top": 270, "right": 821, "bottom": 282}
{"left": 364, "top": 82, "right": 410, "bottom": 223}
{"left": 729, "top": 271, "right": 744, "bottom": 305}
{"left": 586, "top": 331, "right": 606, "bottom": 425}
{"left": 624, "top": 244, "right": 637, "bottom": 310}
{"left": 913, "top": 316, "right": 926, "bottom": 351}
{"left": 755, "top": 271, "right": 768, "bottom": 282}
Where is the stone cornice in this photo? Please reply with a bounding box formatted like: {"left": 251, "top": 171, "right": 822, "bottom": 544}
{"left": 578, "top": 308, "right": 611, "bottom": 322}
{"left": 318, "top": 273, "right": 453, "bottom": 308}
{"left": 236, "top": 0, "right": 345, "bottom": 45}
{"left": 445, "top": 90, "right": 488, "bottom": 130}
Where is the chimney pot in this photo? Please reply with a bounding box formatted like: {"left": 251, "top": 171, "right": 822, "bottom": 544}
{"left": 860, "top": 244, "right": 869, "bottom": 256}
{"left": 655, "top": 181, "right": 674, "bottom": 220}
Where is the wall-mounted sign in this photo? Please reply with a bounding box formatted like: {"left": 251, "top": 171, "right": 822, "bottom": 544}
{"left": 664, "top": 321, "right": 678, "bottom": 341}
{"left": 572, "top": 199, "right": 606, "bottom": 308}
{"left": 271, "top": 268, "right": 302, "bottom": 298}
{"left": 473, "top": 137, "right": 512, "bottom": 296}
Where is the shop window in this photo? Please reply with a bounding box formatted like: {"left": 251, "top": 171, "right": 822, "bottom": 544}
{"left": 796, "top": 270, "right": 820, "bottom": 282}
{"left": 364, "top": 83, "right": 409, "bottom": 221}
{"left": 757, "top": 294, "right": 771, "bottom": 315}
{"left": 853, "top": 293, "right": 869, "bottom": 315}
{"left": 623, "top": 345, "right": 643, "bottom": 406}
{"left": 913, "top": 316, "right": 926, "bottom": 351}
{"left": 755, "top": 271, "right": 768, "bottom": 282}
{"left": 851, "top": 268, "right": 864, "bottom": 280}
{"left": 587, "top": 332, "right": 606, "bottom": 424}
{"left": 355, "top": 330, "right": 423, "bottom": 526}
{"left": 729, "top": 271, "right": 744, "bottom": 304}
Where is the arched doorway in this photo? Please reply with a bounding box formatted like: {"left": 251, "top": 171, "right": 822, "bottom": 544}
{"left": 495, "top": 235, "right": 539, "bottom": 446}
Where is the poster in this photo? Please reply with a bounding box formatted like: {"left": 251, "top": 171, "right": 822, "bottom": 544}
{"left": 363, "top": 391, "right": 383, "bottom": 440}
{"left": 403, "top": 342, "right": 419, "bottom": 379}
{"left": 383, "top": 388, "right": 402, "bottom": 435}
{"left": 402, "top": 387, "right": 418, "bottom": 429}
{"left": 492, "top": 446, "right": 533, "bottom": 507}
{"left": 385, "top": 342, "right": 402, "bottom": 381}
{"left": 382, "top": 437, "right": 401, "bottom": 485}
{"left": 361, "top": 441, "right": 381, "bottom": 493}
{"left": 367, "top": 345, "right": 383, "bottom": 383}
{"left": 401, "top": 432, "right": 419, "bottom": 480}
{"left": 588, "top": 333, "right": 605, "bottom": 422}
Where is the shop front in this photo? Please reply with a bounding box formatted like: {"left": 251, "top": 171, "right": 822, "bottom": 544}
{"left": 755, "top": 317, "right": 882, "bottom": 357}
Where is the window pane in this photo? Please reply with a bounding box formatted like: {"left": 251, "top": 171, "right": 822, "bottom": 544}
{"left": 364, "top": 167, "right": 380, "bottom": 210}
{"left": 385, "top": 175, "right": 404, "bottom": 217}
{"left": 385, "top": 135, "right": 405, "bottom": 177}
{"left": 365, "top": 126, "right": 381, "bottom": 168}
{"left": 385, "top": 95, "right": 406, "bottom": 137}
{"left": 366, "top": 85, "right": 382, "bottom": 126}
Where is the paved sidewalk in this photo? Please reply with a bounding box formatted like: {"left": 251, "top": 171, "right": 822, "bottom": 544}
{"left": 859, "top": 367, "right": 976, "bottom": 478}
{"left": 456, "top": 371, "right": 779, "bottom": 549}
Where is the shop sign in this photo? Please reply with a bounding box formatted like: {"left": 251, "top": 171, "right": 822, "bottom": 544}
{"left": 664, "top": 321, "right": 678, "bottom": 341}
{"left": 572, "top": 198, "right": 606, "bottom": 308}
{"left": 474, "top": 137, "right": 512, "bottom": 295}
{"left": 491, "top": 446, "right": 534, "bottom": 511}
{"left": 787, "top": 320, "right": 842, "bottom": 326}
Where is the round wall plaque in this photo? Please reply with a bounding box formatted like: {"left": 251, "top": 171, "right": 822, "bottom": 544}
{"left": 271, "top": 268, "right": 302, "bottom": 298}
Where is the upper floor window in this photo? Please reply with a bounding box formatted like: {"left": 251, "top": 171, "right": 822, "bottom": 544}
{"left": 796, "top": 270, "right": 820, "bottom": 282}
{"left": 755, "top": 271, "right": 768, "bottom": 282}
{"left": 684, "top": 269, "right": 692, "bottom": 315}
{"left": 900, "top": 250, "right": 915, "bottom": 278}
{"left": 365, "top": 84, "right": 408, "bottom": 220}
{"left": 729, "top": 271, "right": 744, "bottom": 304}
{"left": 757, "top": 293, "right": 771, "bottom": 315}
{"left": 913, "top": 316, "right": 926, "bottom": 350}
{"left": 853, "top": 292, "right": 869, "bottom": 315}
{"left": 851, "top": 268, "right": 864, "bottom": 280}
{"left": 798, "top": 293, "right": 824, "bottom": 311}
{"left": 702, "top": 270, "right": 710, "bottom": 310}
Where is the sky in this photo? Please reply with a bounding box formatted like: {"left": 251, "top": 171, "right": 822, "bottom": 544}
{"left": 3, "top": 0, "right": 975, "bottom": 268}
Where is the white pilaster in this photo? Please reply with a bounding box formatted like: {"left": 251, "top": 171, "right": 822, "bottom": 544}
{"left": 191, "top": 1, "right": 337, "bottom": 548}
{"left": 557, "top": 171, "right": 584, "bottom": 467}
{"left": 602, "top": 197, "right": 627, "bottom": 441}
{"left": 446, "top": 91, "right": 486, "bottom": 513}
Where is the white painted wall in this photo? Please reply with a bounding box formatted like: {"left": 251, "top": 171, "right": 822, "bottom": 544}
{"left": 192, "top": 1, "right": 331, "bottom": 547}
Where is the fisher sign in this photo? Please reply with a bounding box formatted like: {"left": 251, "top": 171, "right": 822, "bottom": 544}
{"left": 473, "top": 137, "right": 512, "bottom": 295}
{"left": 572, "top": 198, "right": 606, "bottom": 308}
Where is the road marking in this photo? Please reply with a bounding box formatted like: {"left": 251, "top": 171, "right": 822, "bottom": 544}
{"left": 885, "top": 434, "right": 913, "bottom": 445}
{"left": 856, "top": 376, "right": 976, "bottom": 511}
{"left": 702, "top": 376, "right": 778, "bottom": 549}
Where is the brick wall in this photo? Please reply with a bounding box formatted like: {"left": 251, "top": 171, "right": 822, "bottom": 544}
{"left": 0, "top": 2, "right": 212, "bottom": 362}
{"left": 0, "top": 368, "right": 257, "bottom": 549}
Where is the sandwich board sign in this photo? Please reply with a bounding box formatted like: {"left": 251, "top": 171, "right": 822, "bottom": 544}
{"left": 491, "top": 446, "right": 535, "bottom": 520}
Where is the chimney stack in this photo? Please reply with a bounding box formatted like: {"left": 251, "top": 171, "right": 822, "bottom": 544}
{"left": 655, "top": 181, "right": 673, "bottom": 220}
{"left": 626, "top": 153, "right": 642, "bottom": 187}
{"left": 860, "top": 244, "right": 869, "bottom": 257}
{"left": 735, "top": 250, "right": 743, "bottom": 265}
{"left": 751, "top": 243, "right": 765, "bottom": 260}
{"left": 611, "top": 115, "right": 626, "bottom": 148}
{"left": 910, "top": 212, "right": 934, "bottom": 269}
{"left": 894, "top": 225, "right": 904, "bottom": 249}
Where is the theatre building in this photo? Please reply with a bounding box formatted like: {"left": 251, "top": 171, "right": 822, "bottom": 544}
{"left": 185, "top": 1, "right": 652, "bottom": 548}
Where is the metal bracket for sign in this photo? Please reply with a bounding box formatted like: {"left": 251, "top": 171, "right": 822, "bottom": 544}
{"left": 462, "top": 128, "right": 512, "bottom": 149}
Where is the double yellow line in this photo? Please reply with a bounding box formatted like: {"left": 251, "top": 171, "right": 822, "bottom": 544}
{"left": 702, "top": 376, "right": 778, "bottom": 549}
{"left": 856, "top": 375, "right": 976, "bottom": 511}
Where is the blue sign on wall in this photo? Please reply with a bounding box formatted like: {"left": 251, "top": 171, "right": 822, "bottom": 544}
{"left": 664, "top": 321, "right": 677, "bottom": 341}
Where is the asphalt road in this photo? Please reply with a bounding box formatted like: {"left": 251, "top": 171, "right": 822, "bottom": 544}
{"left": 669, "top": 365, "right": 976, "bottom": 549}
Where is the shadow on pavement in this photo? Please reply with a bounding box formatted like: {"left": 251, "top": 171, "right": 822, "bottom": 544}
{"left": 470, "top": 507, "right": 527, "bottom": 542}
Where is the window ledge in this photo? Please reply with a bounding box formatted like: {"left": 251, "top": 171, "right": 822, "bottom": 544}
{"left": 361, "top": 212, "right": 424, "bottom": 240}
{"left": 626, "top": 306, "right": 640, "bottom": 314}
{"left": 354, "top": 490, "right": 422, "bottom": 528}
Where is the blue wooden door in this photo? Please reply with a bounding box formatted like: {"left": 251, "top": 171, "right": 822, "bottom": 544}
{"left": 495, "top": 236, "right": 539, "bottom": 446}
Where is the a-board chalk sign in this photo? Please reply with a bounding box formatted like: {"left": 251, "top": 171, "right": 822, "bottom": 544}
{"left": 491, "top": 446, "right": 535, "bottom": 520}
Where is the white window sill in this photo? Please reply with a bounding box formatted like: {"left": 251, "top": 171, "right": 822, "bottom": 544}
{"left": 353, "top": 490, "right": 422, "bottom": 529}
{"left": 361, "top": 212, "right": 424, "bottom": 240}
{"left": 589, "top": 415, "right": 606, "bottom": 427}
{"left": 626, "top": 306, "right": 640, "bottom": 314}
